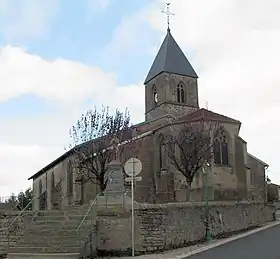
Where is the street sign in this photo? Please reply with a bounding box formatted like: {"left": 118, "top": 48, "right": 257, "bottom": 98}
{"left": 123, "top": 157, "right": 143, "bottom": 258}
{"left": 125, "top": 176, "right": 142, "bottom": 182}
{"left": 124, "top": 157, "right": 142, "bottom": 177}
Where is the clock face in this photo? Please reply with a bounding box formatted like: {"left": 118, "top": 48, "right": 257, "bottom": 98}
{"left": 154, "top": 92, "right": 158, "bottom": 103}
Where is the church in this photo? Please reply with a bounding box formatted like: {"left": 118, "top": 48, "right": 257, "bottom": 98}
{"left": 28, "top": 27, "right": 268, "bottom": 211}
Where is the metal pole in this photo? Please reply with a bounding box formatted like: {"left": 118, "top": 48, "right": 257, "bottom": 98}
{"left": 131, "top": 159, "right": 135, "bottom": 257}
{"left": 204, "top": 165, "right": 211, "bottom": 241}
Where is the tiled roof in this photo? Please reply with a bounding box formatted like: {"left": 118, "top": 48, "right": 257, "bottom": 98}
{"left": 144, "top": 29, "right": 198, "bottom": 84}
{"left": 177, "top": 108, "right": 241, "bottom": 124}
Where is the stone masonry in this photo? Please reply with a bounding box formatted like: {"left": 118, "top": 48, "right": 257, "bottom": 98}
{"left": 97, "top": 201, "right": 275, "bottom": 255}
{"left": 0, "top": 201, "right": 275, "bottom": 257}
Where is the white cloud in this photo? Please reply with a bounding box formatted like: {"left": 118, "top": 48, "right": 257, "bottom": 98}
{"left": 103, "top": 0, "right": 280, "bottom": 182}
{"left": 0, "top": 45, "right": 144, "bottom": 117}
{"left": 145, "top": 0, "right": 280, "bottom": 182}
{"left": 0, "top": 144, "right": 62, "bottom": 198}
{"left": 0, "top": 46, "right": 144, "bottom": 196}
{"left": 87, "top": 0, "right": 110, "bottom": 16}
{"left": 1, "top": 0, "right": 280, "bottom": 196}
{"left": 101, "top": 5, "right": 161, "bottom": 66}
{"left": 0, "top": 0, "right": 59, "bottom": 42}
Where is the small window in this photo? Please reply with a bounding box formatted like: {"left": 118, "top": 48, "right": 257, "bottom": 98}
{"left": 177, "top": 82, "right": 185, "bottom": 103}
{"left": 51, "top": 172, "right": 55, "bottom": 203}
{"left": 158, "top": 134, "right": 167, "bottom": 169}
{"left": 67, "top": 161, "right": 73, "bottom": 195}
{"left": 51, "top": 172, "right": 55, "bottom": 190}
{"left": 214, "top": 127, "right": 229, "bottom": 165}
{"left": 152, "top": 84, "right": 158, "bottom": 105}
{"left": 177, "top": 87, "right": 181, "bottom": 102}
{"left": 39, "top": 180, "right": 42, "bottom": 195}
{"left": 159, "top": 144, "right": 166, "bottom": 169}
{"left": 221, "top": 142, "right": 229, "bottom": 165}
{"left": 181, "top": 87, "right": 185, "bottom": 103}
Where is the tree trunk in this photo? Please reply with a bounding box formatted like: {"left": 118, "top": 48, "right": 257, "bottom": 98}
{"left": 99, "top": 181, "right": 106, "bottom": 195}
{"left": 98, "top": 175, "right": 107, "bottom": 195}
{"left": 186, "top": 180, "right": 192, "bottom": 201}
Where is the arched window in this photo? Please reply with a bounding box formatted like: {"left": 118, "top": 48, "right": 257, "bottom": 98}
{"left": 152, "top": 84, "right": 158, "bottom": 105}
{"left": 38, "top": 180, "right": 45, "bottom": 210}
{"left": 177, "top": 82, "right": 185, "bottom": 103}
{"left": 158, "top": 134, "right": 166, "bottom": 169}
{"left": 39, "top": 180, "right": 42, "bottom": 195}
{"left": 51, "top": 172, "right": 55, "bottom": 190}
{"left": 214, "top": 127, "right": 229, "bottom": 165}
{"left": 51, "top": 172, "right": 55, "bottom": 202}
{"left": 67, "top": 160, "right": 73, "bottom": 196}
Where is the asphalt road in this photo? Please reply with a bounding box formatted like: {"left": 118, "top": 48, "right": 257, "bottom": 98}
{"left": 185, "top": 223, "right": 280, "bottom": 259}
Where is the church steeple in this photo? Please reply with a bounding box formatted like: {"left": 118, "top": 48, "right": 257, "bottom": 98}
{"left": 144, "top": 3, "right": 199, "bottom": 122}
{"left": 144, "top": 29, "right": 198, "bottom": 84}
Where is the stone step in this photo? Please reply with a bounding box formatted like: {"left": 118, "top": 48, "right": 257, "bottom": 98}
{"left": 67, "top": 215, "right": 96, "bottom": 221}
{"left": 15, "top": 239, "right": 84, "bottom": 247}
{"left": 8, "top": 246, "right": 81, "bottom": 254}
{"left": 22, "top": 228, "right": 89, "bottom": 235}
{"left": 0, "top": 249, "right": 6, "bottom": 258}
{"left": 33, "top": 216, "right": 67, "bottom": 221}
{"left": 20, "top": 235, "right": 82, "bottom": 241}
{"left": 32, "top": 216, "right": 95, "bottom": 223}
{"left": 29, "top": 220, "right": 95, "bottom": 229}
{"left": 30, "top": 220, "right": 82, "bottom": 226}
{"left": 25, "top": 222, "right": 91, "bottom": 232}
{"left": 36, "top": 211, "right": 66, "bottom": 217}
{"left": 7, "top": 253, "right": 80, "bottom": 259}
{"left": 0, "top": 233, "right": 18, "bottom": 238}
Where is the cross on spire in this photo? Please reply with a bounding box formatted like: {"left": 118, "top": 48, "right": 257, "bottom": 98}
{"left": 161, "top": 2, "right": 175, "bottom": 31}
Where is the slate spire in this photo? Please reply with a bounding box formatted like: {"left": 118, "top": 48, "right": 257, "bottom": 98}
{"left": 144, "top": 29, "right": 198, "bottom": 84}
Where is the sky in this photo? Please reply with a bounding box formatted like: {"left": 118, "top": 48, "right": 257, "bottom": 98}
{"left": 0, "top": 0, "right": 280, "bottom": 197}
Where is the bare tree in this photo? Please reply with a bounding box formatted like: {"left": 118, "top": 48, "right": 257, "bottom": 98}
{"left": 69, "top": 106, "right": 130, "bottom": 193}
{"left": 166, "top": 120, "right": 218, "bottom": 187}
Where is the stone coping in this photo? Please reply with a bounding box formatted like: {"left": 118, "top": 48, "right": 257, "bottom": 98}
{"left": 135, "top": 201, "right": 271, "bottom": 210}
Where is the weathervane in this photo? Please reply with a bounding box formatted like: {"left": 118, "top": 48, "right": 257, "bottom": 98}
{"left": 161, "top": 2, "right": 175, "bottom": 31}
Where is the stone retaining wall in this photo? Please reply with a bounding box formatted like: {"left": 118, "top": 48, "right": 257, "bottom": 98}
{"left": 0, "top": 211, "right": 32, "bottom": 254}
{"left": 97, "top": 201, "right": 275, "bottom": 255}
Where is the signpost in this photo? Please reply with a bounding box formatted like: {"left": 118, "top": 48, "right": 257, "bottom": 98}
{"left": 202, "top": 162, "right": 211, "bottom": 242}
{"left": 125, "top": 176, "right": 142, "bottom": 182}
{"left": 124, "top": 157, "right": 142, "bottom": 257}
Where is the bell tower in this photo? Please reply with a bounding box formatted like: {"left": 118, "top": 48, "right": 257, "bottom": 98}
{"left": 144, "top": 28, "right": 199, "bottom": 121}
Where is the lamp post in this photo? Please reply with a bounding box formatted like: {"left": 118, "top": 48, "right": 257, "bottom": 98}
{"left": 203, "top": 162, "right": 211, "bottom": 242}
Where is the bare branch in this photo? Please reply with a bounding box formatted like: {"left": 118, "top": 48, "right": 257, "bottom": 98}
{"left": 167, "top": 120, "right": 218, "bottom": 186}
{"left": 68, "top": 106, "right": 130, "bottom": 192}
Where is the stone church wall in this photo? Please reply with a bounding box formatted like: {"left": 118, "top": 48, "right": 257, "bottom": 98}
{"left": 33, "top": 158, "right": 69, "bottom": 211}
{"left": 120, "top": 134, "right": 156, "bottom": 204}
{"left": 248, "top": 155, "right": 266, "bottom": 202}
{"left": 118, "top": 120, "right": 256, "bottom": 204}
{"left": 97, "top": 201, "right": 275, "bottom": 255}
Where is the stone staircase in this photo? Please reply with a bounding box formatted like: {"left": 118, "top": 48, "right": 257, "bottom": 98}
{"left": 3, "top": 193, "right": 131, "bottom": 259}
{"left": 6, "top": 205, "right": 97, "bottom": 259}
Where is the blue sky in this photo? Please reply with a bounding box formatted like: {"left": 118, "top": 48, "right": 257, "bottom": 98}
{"left": 1, "top": 0, "right": 280, "bottom": 196}
{"left": 0, "top": 0, "right": 159, "bottom": 119}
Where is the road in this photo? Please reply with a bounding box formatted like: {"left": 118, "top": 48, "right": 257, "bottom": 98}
{"left": 185, "top": 223, "right": 280, "bottom": 259}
